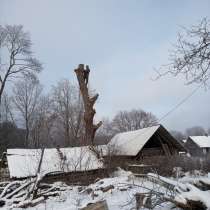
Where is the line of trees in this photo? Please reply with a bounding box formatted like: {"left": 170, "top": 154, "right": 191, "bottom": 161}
{"left": 0, "top": 80, "right": 161, "bottom": 151}
{"left": 170, "top": 126, "right": 210, "bottom": 141}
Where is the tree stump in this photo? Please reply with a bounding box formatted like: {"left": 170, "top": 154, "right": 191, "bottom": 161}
{"left": 74, "top": 64, "right": 102, "bottom": 145}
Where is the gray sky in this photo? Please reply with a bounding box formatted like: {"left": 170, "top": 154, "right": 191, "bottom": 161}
{"left": 1, "top": 0, "right": 210, "bottom": 131}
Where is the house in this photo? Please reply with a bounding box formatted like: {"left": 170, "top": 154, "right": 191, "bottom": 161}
{"left": 106, "top": 124, "right": 186, "bottom": 160}
{"left": 6, "top": 146, "right": 106, "bottom": 184}
{"left": 185, "top": 135, "right": 210, "bottom": 156}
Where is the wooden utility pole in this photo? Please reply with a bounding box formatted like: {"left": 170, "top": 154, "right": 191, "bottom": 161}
{"left": 74, "top": 64, "right": 102, "bottom": 145}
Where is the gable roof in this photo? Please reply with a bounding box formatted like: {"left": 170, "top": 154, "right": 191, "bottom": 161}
{"left": 108, "top": 124, "right": 186, "bottom": 156}
{"left": 188, "top": 136, "right": 210, "bottom": 148}
{"left": 108, "top": 125, "right": 160, "bottom": 156}
{"left": 7, "top": 146, "right": 103, "bottom": 179}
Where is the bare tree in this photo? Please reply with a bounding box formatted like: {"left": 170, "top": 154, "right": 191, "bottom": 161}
{"left": 30, "top": 96, "right": 56, "bottom": 148}
{"left": 0, "top": 25, "right": 42, "bottom": 104}
{"left": 185, "top": 126, "right": 206, "bottom": 136}
{"left": 12, "top": 78, "right": 42, "bottom": 146}
{"left": 111, "top": 109, "right": 158, "bottom": 134}
{"left": 52, "top": 79, "right": 84, "bottom": 146}
{"left": 0, "top": 93, "right": 14, "bottom": 123}
{"left": 157, "top": 18, "right": 210, "bottom": 86}
{"left": 208, "top": 127, "right": 210, "bottom": 135}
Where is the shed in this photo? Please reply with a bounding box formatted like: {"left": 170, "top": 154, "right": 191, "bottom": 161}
{"left": 185, "top": 136, "right": 210, "bottom": 156}
{"left": 6, "top": 146, "right": 105, "bottom": 183}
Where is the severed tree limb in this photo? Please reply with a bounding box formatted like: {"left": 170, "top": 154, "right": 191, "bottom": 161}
{"left": 74, "top": 64, "right": 102, "bottom": 145}
{"left": 0, "top": 181, "right": 21, "bottom": 198}
{"left": 5, "top": 180, "right": 34, "bottom": 199}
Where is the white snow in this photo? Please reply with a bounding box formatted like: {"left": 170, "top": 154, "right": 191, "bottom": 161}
{"left": 174, "top": 183, "right": 210, "bottom": 208}
{"left": 108, "top": 125, "right": 160, "bottom": 156}
{"left": 189, "top": 136, "right": 210, "bottom": 148}
{"left": 1, "top": 168, "right": 175, "bottom": 210}
{"left": 7, "top": 147, "right": 103, "bottom": 178}
{"left": 149, "top": 172, "right": 210, "bottom": 209}
{"left": 3, "top": 168, "right": 210, "bottom": 210}
{"left": 182, "top": 139, "right": 187, "bottom": 143}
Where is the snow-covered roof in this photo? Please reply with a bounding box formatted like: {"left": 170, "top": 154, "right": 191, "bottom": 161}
{"left": 7, "top": 146, "right": 103, "bottom": 178}
{"left": 108, "top": 125, "right": 160, "bottom": 156}
{"left": 189, "top": 136, "right": 210, "bottom": 148}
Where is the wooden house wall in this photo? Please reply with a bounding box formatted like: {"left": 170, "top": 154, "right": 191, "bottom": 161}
{"left": 136, "top": 132, "right": 180, "bottom": 159}
{"left": 185, "top": 138, "right": 203, "bottom": 156}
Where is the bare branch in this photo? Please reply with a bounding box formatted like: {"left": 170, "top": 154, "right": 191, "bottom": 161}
{"left": 156, "top": 18, "right": 210, "bottom": 87}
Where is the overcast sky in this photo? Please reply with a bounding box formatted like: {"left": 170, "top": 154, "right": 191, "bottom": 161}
{"left": 1, "top": 0, "right": 210, "bottom": 131}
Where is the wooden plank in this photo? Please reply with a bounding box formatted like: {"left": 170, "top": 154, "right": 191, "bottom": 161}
{"left": 158, "top": 136, "right": 171, "bottom": 157}
{"left": 162, "top": 144, "right": 171, "bottom": 157}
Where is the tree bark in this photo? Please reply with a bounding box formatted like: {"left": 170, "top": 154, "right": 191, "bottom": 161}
{"left": 74, "top": 64, "right": 102, "bottom": 145}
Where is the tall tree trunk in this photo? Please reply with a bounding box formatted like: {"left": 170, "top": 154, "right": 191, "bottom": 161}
{"left": 74, "top": 64, "right": 102, "bottom": 145}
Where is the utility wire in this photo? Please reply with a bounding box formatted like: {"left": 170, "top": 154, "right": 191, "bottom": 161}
{"left": 158, "top": 84, "right": 202, "bottom": 123}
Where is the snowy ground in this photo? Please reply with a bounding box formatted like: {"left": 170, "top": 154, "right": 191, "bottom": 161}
{"left": 1, "top": 169, "right": 181, "bottom": 210}
{"left": 2, "top": 169, "right": 210, "bottom": 210}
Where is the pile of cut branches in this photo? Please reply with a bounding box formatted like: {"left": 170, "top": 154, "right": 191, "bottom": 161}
{"left": 0, "top": 178, "right": 65, "bottom": 208}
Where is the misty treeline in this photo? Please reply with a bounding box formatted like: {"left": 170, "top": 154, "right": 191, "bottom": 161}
{"left": 171, "top": 126, "right": 210, "bottom": 141}
{"left": 0, "top": 76, "right": 160, "bottom": 152}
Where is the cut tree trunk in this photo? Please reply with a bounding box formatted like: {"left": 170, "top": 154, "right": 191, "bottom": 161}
{"left": 74, "top": 64, "right": 102, "bottom": 145}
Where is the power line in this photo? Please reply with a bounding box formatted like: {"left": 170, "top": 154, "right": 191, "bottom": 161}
{"left": 158, "top": 84, "right": 202, "bottom": 123}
